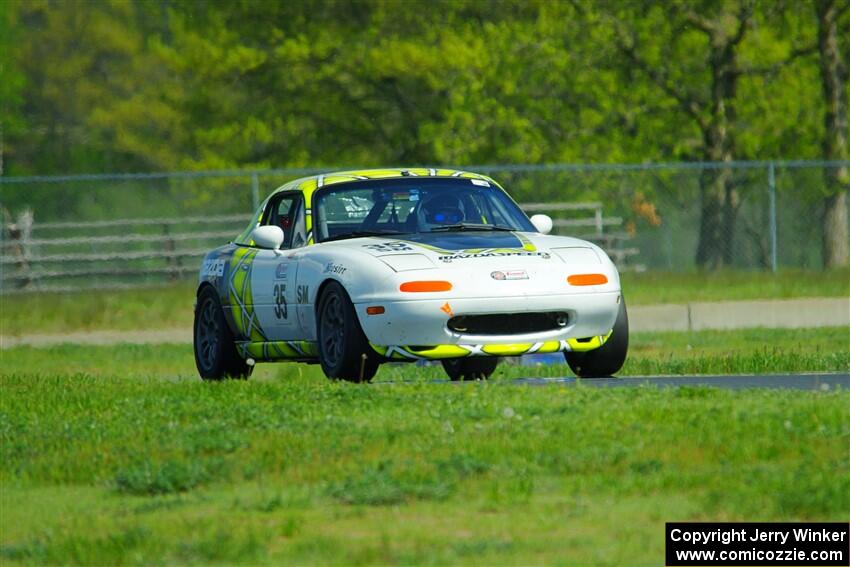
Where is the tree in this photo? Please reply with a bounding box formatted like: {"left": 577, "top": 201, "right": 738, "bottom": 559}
{"left": 93, "top": 0, "right": 598, "bottom": 170}
{"left": 602, "top": 0, "right": 763, "bottom": 269}
{"left": 5, "top": 0, "right": 176, "bottom": 175}
{"left": 814, "top": 0, "right": 849, "bottom": 268}
{"left": 2, "top": 0, "right": 841, "bottom": 249}
{"left": 598, "top": 0, "right": 841, "bottom": 269}
{"left": 0, "top": 0, "right": 26, "bottom": 175}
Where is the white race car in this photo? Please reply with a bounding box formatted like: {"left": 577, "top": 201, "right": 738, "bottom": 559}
{"left": 194, "top": 168, "right": 628, "bottom": 382}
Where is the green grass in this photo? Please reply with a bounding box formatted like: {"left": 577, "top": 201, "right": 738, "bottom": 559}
{"left": 1, "top": 283, "right": 196, "bottom": 335}
{"left": 0, "top": 329, "right": 847, "bottom": 564}
{"left": 621, "top": 268, "right": 849, "bottom": 305}
{"left": 2, "top": 269, "right": 848, "bottom": 335}
{"left": 1, "top": 367, "right": 848, "bottom": 565}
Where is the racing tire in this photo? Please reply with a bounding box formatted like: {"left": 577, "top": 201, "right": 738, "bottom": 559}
{"left": 317, "top": 281, "right": 380, "bottom": 382}
{"left": 194, "top": 285, "right": 253, "bottom": 380}
{"left": 442, "top": 357, "right": 499, "bottom": 381}
{"left": 565, "top": 298, "right": 629, "bottom": 378}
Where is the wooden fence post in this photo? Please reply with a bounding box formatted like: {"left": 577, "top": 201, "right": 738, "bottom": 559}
{"left": 163, "top": 222, "right": 178, "bottom": 281}
{"left": 5, "top": 209, "right": 34, "bottom": 289}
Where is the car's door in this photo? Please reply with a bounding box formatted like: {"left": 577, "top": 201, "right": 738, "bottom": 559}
{"left": 250, "top": 192, "right": 308, "bottom": 342}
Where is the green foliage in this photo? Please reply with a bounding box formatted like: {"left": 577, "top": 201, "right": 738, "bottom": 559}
{"left": 6, "top": 0, "right": 161, "bottom": 173}
{"left": 0, "top": 1, "right": 26, "bottom": 153}
{"left": 2, "top": 1, "right": 847, "bottom": 269}
{"left": 3, "top": 0, "right": 843, "bottom": 177}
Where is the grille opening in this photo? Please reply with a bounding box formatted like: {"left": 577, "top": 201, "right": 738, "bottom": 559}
{"left": 447, "top": 312, "right": 570, "bottom": 335}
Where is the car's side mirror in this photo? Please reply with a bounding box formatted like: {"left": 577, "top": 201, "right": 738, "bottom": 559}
{"left": 251, "top": 225, "right": 285, "bottom": 250}
{"left": 530, "top": 214, "right": 553, "bottom": 235}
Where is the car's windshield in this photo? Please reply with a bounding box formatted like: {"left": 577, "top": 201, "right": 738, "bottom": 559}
{"left": 313, "top": 177, "right": 535, "bottom": 243}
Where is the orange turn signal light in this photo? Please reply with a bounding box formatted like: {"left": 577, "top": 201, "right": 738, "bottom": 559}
{"left": 567, "top": 273, "right": 608, "bottom": 286}
{"left": 399, "top": 280, "right": 453, "bottom": 292}
{"left": 366, "top": 306, "right": 385, "bottom": 315}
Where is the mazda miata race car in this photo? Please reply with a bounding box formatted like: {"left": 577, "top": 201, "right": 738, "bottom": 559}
{"left": 194, "top": 168, "right": 628, "bottom": 382}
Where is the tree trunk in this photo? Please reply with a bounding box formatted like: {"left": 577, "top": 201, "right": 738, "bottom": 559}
{"left": 823, "top": 189, "right": 849, "bottom": 266}
{"left": 816, "top": 0, "right": 849, "bottom": 268}
{"left": 696, "top": 164, "right": 735, "bottom": 268}
{"left": 722, "top": 171, "right": 739, "bottom": 265}
{"left": 696, "top": 47, "right": 740, "bottom": 269}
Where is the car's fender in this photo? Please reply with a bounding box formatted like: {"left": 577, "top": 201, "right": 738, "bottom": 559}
{"left": 291, "top": 243, "right": 397, "bottom": 341}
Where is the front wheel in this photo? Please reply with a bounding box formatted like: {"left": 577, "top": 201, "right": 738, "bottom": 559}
{"left": 317, "top": 281, "right": 380, "bottom": 382}
{"left": 565, "top": 298, "right": 629, "bottom": 378}
{"left": 194, "top": 286, "right": 253, "bottom": 380}
{"left": 442, "top": 357, "right": 499, "bottom": 381}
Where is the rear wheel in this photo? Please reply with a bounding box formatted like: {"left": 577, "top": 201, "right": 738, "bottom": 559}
{"left": 317, "top": 281, "right": 380, "bottom": 382}
{"left": 565, "top": 298, "right": 629, "bottom": 378}
{"left": 194, "top": 286, "right": 252, "bottom": 380}
{"left": 442, "top": 357, "right": 499, "bottom": 381}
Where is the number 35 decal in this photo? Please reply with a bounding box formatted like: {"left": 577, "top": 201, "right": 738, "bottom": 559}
{"left": 274, "top": 283, "right": 288, "bottom": 319}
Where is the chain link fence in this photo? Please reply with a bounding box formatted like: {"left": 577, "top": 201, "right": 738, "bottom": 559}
{"left": 1, "top": 161, "right": 847, "bottom": 293}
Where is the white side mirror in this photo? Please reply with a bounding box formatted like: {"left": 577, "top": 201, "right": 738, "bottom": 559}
{"left": 530, "top": 214, "right": 553, "bottom": 235}
{"left": 251, "top": 225, "right": 285, "bottom": 250}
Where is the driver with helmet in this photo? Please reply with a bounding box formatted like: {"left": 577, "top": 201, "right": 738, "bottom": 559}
{"left": 417, "top": 193, "right": 466, "bottom": 231}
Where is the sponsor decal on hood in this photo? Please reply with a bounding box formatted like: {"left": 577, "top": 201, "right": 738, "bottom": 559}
{"left": 358, "top": 231, "right": 555, "bottom": 263}
{"left": 437, "top": 250, "right": 550, "bottom": 263}
{"left": 399, "top": 231, "right": 524, "bottom": 251}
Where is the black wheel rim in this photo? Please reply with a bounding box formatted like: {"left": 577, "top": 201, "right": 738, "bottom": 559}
{"left": 320, "top": 292, "right": 346, "bottom": 368}
{"left": 196, "top": 297, "right": 220, "bottom": 372}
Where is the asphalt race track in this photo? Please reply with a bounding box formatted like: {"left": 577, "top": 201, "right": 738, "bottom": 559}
{"left": 377, "top": 373, "right": 849, "bottom": 390}
{"left": 511, "top": 373, "right": 849, "bottom": 390}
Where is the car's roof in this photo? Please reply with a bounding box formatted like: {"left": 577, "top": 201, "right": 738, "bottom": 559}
{"left": 237, "top": 168, "right": 510, "bottom": 247}
{"left": 271, "top": 167, "right": 497, "bottom": 199}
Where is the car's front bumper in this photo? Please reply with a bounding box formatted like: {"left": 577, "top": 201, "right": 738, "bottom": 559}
{"left": 369, "top": 333, "right": 612, "bottom": 361}
{"left": 356, "top": 290, "right": 621, "bottom": 349}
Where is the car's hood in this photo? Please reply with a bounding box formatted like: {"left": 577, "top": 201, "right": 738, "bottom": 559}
{"left": 306, "top": 230, "right": 619, "bottom": 302}
{"left": 348, "top": 231, "right": 602, "bottom": 269}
